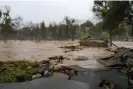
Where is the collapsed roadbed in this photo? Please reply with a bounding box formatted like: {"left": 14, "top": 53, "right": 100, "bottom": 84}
{"left": 0, "top": 39, "right": 133, "bottom": 89}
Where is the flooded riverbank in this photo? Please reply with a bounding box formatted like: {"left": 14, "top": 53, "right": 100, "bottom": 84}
{"left": 0, "top": 40, "right": 132, "bottom": 89}
{"left": 0, "top": 40, "right": 132, "bottom": 69}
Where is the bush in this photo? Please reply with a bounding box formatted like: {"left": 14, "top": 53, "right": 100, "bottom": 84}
{"left": 45, "top": 36, "right": 53, "bottom": 40}
{"left": 0, "top": 70, "right": 16, "bottom": 82}
{"left": 0, "top": 60, "right": 39, "bottom": 83}
{"left": 102, "top": 32, "right": 109, "bottom": 40}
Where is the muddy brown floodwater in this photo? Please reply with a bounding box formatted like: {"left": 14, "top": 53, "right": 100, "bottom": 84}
{"left": 0, "top": 40, "right": 132, "bottom": 69}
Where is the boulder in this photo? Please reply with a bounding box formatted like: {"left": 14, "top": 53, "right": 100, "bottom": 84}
{"left": 69, "top": 70, "right": 77, "bottom": 76}
{"left": 32, "top": 73, "right": 42, "bottom": 80}
{"left": 74, "top": 56, "right": 88, "bottom": 61}
{"left": 38, "top": 60, "right": 52, "bottom": 73}
{"left": 43, "top": 70, "right": 52, "bottom": 77}
{"left": 53, "top": 64, "right": 62, "bottom": 72}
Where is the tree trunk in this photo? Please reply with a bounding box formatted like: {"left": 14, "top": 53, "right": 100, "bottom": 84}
{"left": 66, "top": 25, "right": 69, "bottom": 39}
{"left": 109, "top": 31, "right": 112, "bottom": 46}
{"left": 110, "top": 34, "right": 112, "bottom": 46}
{"left": 71, "top": 29, "right": 75, "bottom": 41}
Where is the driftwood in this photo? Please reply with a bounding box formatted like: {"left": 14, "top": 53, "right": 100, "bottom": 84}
{"left": 48, "top": 56, "right": 64, "bottom": 60}
{"left": 64, "top": 49, "right": 79, "bottom": 53}
{"left": 59, "top": 44, "right": 81, "bottom": 49}
{"left": 48, "top": 56, "right": 70, "bottom": 63}
{"left": 59, "top": 44, "right": 83, "bottom": 53}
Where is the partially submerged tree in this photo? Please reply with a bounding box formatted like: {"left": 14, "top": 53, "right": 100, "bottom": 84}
{"left": 93, "top": 1, "right": 116, "bottom": 45}
{"left": 93, "top": 1, "right": 133, "bottom": 45}
{"left": 12, "top": 16, "right": 23, "bottom": 30}
{"left": 40, "top": 21, "right": 46, "bottom": 39}
{"left": 64, "top": 16, "right": 76, "bottom": 41}
{"left": 89, "top": 21, "right": 103, "bottom": 39}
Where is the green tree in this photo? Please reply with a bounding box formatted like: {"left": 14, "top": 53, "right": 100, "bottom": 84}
{"left": 93, "top": 1, "right": 133, "bottom": 45}
{"left": 49, "top": 22, "right": 58, "bottom": 40}
{"left": 89, "top": 21, "right": 103, "bottom": 39}
{"left": 64, "top": 16, "right": 76, "bottom": 41}
{"left": 1, "top": 6, "right": 12, "bottom": 40}
{"left": 80, "top": 20, "right": 94, "bottom": 28}
{"left": 40, "top": 21, "right": 46, "bottom": 39}
{"left": 12, "top": 16, "right": 23, "bottom": 30}
{"left": 93, "top": 1, "right": 116, "bottom": 45}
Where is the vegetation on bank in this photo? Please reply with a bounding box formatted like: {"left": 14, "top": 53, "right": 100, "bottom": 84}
{"left": 0, "top": 60, "right": 39, "bottom": 83}
{"left": 0, "top": 6, "right": 94, "bottom": 41}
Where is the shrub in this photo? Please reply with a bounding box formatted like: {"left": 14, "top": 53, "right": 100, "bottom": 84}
{"left": 0, "top": 60, "right": 39, "bottom": 83}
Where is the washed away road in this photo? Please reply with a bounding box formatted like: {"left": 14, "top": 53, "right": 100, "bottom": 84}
{"left": 0, "top": 40, "right": 132, "bottom": 89}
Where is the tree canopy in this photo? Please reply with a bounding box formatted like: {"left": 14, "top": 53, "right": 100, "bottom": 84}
{"left": 0, "top": 6, "right": 12, "bottom": 40}
{"left": 80, "top": 20, "right": 93, "bottom": 28}
{"left": 93, "top": 1, "right": 133, "bottom": 45}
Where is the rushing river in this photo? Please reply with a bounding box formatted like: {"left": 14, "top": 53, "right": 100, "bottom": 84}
{"left": 0, "top": 40, "right": 132, "bottom": 68}
{"left": 0, "top": 40, "right": 132, "bottom": 89}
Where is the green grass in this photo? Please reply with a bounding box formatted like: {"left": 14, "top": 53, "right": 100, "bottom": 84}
{"left": 0, "top": 60, "right": 39, "bottom": 83}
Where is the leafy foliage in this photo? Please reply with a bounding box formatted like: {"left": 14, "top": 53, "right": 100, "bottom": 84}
{"left": 89, "top": 21, "right": 103, "bottom": 39}
{"left": 93, "top": 1, "right": 133, "bottom": 45}
{"left": 0, "top": 6, "right": 12, "bottom": 40}
{"left": 80, "top": 20, "right": 94, "bottom": 28}
{"left": 0, "top": 60, "right": 39, "bottom": 82}
{"left": 102, "top": 32, "right": 109, "bottom": 40}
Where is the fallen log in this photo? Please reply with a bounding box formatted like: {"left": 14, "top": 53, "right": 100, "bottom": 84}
{"left": 48, "top": 56, "right": 65, "bottom": 60}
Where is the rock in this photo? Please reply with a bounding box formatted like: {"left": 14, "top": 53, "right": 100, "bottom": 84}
{"left": 65, "top": 69, "right": 78, "bottom": 80}
{"left": 66, "top": 58, "right": 70, "bottom": 60}
{"left": 64, "top": 70, "right": 69, "bottom": 74}
{"left": 53, "top": 64, "right": 62, "bottom": 72}
{"left": 32, "top": 73, "right": 42, "bottom": 80}
{"left": 38, "top": 64, "right": 46, "bottom": 73}
{"left": 43, "top": 70, "right": 52, "bottom": 77}
{"left": 69, "top": 70, "right": 76, "bottom": 76}
{"left": 38, "top": 60, "right": 52, "bottom": 73}
{"left": 40, "top": 60, "right": 50, "bottom": 64}
{"left": 74, "top": 56, "right": 88, "bottom": 61}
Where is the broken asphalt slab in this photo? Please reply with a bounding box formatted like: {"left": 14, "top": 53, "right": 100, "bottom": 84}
{"left": 0, "top": 66, "right": 128, "bottom": 89}
{"left": 0, "top": 73, "right": 88, "bottom": 89}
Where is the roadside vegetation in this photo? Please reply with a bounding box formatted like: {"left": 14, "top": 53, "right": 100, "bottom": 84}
{"left": 0, "top": 60, "right": 39, "bottom": 82}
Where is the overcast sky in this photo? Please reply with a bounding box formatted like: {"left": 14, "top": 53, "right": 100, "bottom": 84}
{"left": 0, "top": 0, "right": 98, "bottom": 25}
